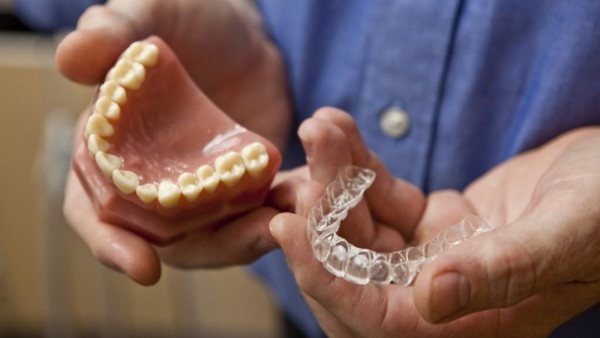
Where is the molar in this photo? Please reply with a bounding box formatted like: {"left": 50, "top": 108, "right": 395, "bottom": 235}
{"left": 100, "top": 80, "right": 127, "bottom": 105}
{"left": 112, "top": 169, "right": 140, "bottom": 194}
{"left": 85, "top": 114, "right": 114, "bottom": 137}
{"left": 241, "top": 142, "right": 269, "bottom": 177}
{"left": 215, "top": 151, "right": 246, "bottom": 187}
{"left": 136, "top": 183, "right": 158, "bottom": 204}
{"left": 158, "top": 181, "right": 181, "bottom": 208}
{"left": 107, "top": 59, "right": 146, "bottom": 90}
{"left": 95, "top": 152, "right": 123, "bottom": 177}
{"left": 196, "top": 165, "right": 220, "bottom": 193}
{"left": 178, "top": 172, "right": 203, "bottom": 202}
{"left": 123, "top": 41, "right": 159, "bottom": 67}
{"left": 94, "top": 96, "right": 121, "bottom": 120}
{"left": 87, "top": 134, "right": 110, "bottom": 154}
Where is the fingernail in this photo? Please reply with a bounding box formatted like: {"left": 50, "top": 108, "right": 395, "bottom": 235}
{"left": 430, "top": 272, "right": 471, "bottom": 322}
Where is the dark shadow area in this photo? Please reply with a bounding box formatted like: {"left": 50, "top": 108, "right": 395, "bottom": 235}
{"left": 0, "top": 12, "right": 33, "bottom": 32}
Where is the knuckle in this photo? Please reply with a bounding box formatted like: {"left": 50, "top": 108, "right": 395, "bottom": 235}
{"left": 78, "top": 5, "right": 109, "bottom": 25}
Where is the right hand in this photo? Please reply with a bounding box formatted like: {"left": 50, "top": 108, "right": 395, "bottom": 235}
{"left": 271, "top": 108, "right": 600, "bottom": 337}
{"left": 59, "top": 0, "right": 293, "bottom": 285}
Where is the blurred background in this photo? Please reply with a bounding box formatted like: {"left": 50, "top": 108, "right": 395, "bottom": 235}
{"left": 0, "top": 1, "right": 281, "bottom": 336}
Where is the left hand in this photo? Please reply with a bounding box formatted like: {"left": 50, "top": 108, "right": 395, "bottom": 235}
{"left": 270, "top": 107, "right": 600, "bottom": 337}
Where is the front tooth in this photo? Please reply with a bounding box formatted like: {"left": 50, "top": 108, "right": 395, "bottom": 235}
{"left": 108, "top": 59, "right": 146, "bottom": 90}
{"left": 178, "top": 172, "right": 202, "bottom": 202}
{"left": 100, "top": 80, "right": 127, "bottom": 105}
{"left": 215, "top": 152, "right": 246, "bottom": 187}
{"left": 85, "top": 114, "right": 114, "bottom": 137}
{"left": 158, "top": 181, "right": 181, "bottom": 208}
{"left": 95, "top": 152, "right": 122, "bottom": 177}
{"left": 87, "top": 134, "right": 110, "bottom": 154}
{"left": 123, "top": 41, "right": 159, "bottom": 67}
{"left": 112, "top": 169, "right": 140, "bottom": 194}
{"left": 136, "top": 183, "right": 158, "bottom": 204}
{"left": 196, "top": 165, "right": 220, "bottom": 193}
{"left": 94, "top": 96, "right": 121, "bottom": 120}
{"left": 241, "top": 142, "right": 269, "bottom": 177}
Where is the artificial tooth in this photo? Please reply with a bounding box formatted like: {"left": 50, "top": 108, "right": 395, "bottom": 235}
{"left": 94, "top": 96, "right": 121, "bottom": 120}
{"left": 215, "top": 151, "right": 246, "bottom": 187}
{"left": 123, "top": 41, "right": 159, "bottom": 67}
{"left": 87, "top": 134, "right": 110, "bottom": 154}
{"left": 85, "top": 114, "right": 114, "bottom": 137}
{"left": 158, "top": 181, "right": 181, "bottom": 208}
{"left": 136, "top": 183, "right": 158, "bottom": 204}
{"left": 112, "top": 169, "right": 140, "bottom": 194}
{"left": 196, "top": 165, "right": 220, "bottom": 193}
{"left": 241, "top": 142, "right": 269, "bottom": 177}
{"left": 178, "top": 172, "right": 203, "bottom": 202}
{"left": 108, "top": 59, "right": 146, "bottom": 90}
{"left": 95, "top": 152, "right": 122, "bottom": 177}
{"left": 100, "top": 80, "right": 127, "bottom": 105}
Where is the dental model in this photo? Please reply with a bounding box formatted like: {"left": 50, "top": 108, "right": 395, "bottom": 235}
{"left": 307, "top": 166, "right": 497, "bottom": 286}
{"left": 73, "top": 36, "right": 281, "bottom": 244}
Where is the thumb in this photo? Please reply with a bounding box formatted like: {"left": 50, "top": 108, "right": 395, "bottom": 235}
{"left": 56, "top": 4, "right": 155, "bottom": 84}
{"left": 413, "top": 208, "right": 594, "bottom": 323}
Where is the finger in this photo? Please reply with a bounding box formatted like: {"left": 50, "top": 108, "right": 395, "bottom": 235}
{"left": 413, "top": 190, "right": 476, "bottom": 244}
{"left": 266, "top": 166, "right": 309, "bottom": 213}
{"left": 271, "top": 210, "right": 436, "bottom": 337}
{"left": 312, "top": 107, "right": 426, "bottom": 239}
{"left": 298, "top": 115, "right": 375, "bottom": 247}
{"left": 369, "top": 222, "right": 408, "bottom": 252}
{"left": 64, "top": 171, "right": 161, "bottom": 285}
{"left": 297, "top": 114, "right": 352, "bottom": 183}
{"left": 414, "top": 196, "right": 600, "bottom": 323}
{"left": 279, "top": 181, "right": 356, "bottom": 336}
{"left": 293, "top": 181, "right": 326, "bottom": 218}
{"left": 156, "top": 207, "right": 279, "bottom": 268}
{"left": 292, "top": 181, "right": 396, "bottom": 254}
{"left": 56, "top": 2, "right": 160, "bottom": 84}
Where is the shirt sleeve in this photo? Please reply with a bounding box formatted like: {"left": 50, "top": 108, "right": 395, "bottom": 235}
{"left": 14, "top": 0, "right": 105, "bottom": 32}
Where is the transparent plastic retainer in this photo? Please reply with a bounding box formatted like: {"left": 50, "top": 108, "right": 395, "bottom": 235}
{"left": 307, "top": 166, "right": 497, "bottom": 286}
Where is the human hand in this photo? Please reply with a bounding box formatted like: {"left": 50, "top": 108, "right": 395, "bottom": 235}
{"left": 57, "top": 0, "right": 291, "bottom": 147}
{"left": 270, "top": 108, "right": 600, "bottom": 337}
{"left": 60, "top": 0, "right": 294, "bottom": 284}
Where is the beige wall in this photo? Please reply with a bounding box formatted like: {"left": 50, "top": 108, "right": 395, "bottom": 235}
{"left": 0, "top": 32, "right": 280, "bottom": 337}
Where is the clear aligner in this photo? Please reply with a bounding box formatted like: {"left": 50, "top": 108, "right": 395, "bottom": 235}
{"left": 307, "top": 166, "right": 497, "bottom": 287}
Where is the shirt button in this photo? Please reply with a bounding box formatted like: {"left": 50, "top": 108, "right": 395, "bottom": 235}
{"left": 379, "top": 106, "right": 410, "bottom": 138}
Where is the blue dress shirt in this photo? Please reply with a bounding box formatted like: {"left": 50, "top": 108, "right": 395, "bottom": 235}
{"left": 14, "top": 0, "right": 103, "bottom": 32}
{"left": 16, "top": 0, "right": 600, "bottom": 337}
